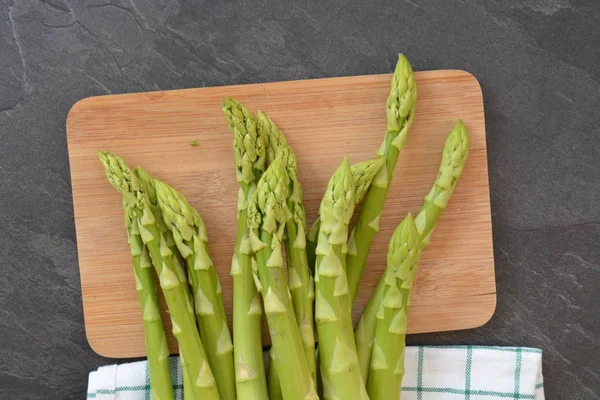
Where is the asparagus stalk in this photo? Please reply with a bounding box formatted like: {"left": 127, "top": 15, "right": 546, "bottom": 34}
{"left": 266, "top": 349, "right": 282, "bottom": 400}
{"left": 413, "top": 120, "right": 470, "bottom": 244}
{"left": 367, "top": 215, "right": 421, "bottom": 400}
{"left": 267, "top": 350, "right": 283, "bottom": 400}
{"left": 355, "top": 120, "right": 470, "bottom": 381}
{"left": 307, "top": 158, "right": 385, "bottom": 273}
{"left": 222, "top": 97, "right": 270, "bottom": 400}
{"left": 123, "top": 201, "right": 174, "bottom": 400}
{"left": 351, "top": 159, "right": 387, "bottom": 206}
{"left": 247, "top": 160, "right": 317, "bottom": 400}
{"left": 136, "top": 167, "right": 198, "bottom": 399}
{"left": 314, "top": 159, "right": 369, "bottom": 400}
{"left": 135, "top": 167, "right": 191, "bottom": 312}
{"left": 135, "top": 167, "right": 170, "bottom": 239}
{"left": 346, "top": 54, "right": 418, "bottom": 305}
{"left": 154, "top": 180, "right": 236, "bottom": 400}
{"left": 306, "top": 159, "right": 384, "bottom": 393}
{"left": 98, "top": 152, "right": 220, "bottom": 400}
{"left": 259, "top": 110, "right": 316, "bottom": 380}
{"left": 355, "top": 278, "right": 384, "bottom": 382}
{"left": 181, "top": 349, "right": 195, "bottom": 400}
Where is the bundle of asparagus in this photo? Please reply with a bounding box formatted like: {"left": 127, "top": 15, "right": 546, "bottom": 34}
{"left": 98, "top": 53, "right": 470, "bottom": 400}
{"left": 99, "top": 153, "right": 223, "bottom": 400}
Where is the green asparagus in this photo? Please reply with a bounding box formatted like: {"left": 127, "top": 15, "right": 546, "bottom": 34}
{"left": 181, "top": 347, "right": 195, "bottom": 400}
{"left": 266, "top": 350, "right": 283, "bottom": 400}
{"left": 259, "top": 110, "right": 316, "bottom": 381}
{"left": 222, "top": 97, "right": 270, "bottom": 400}
{"left": 314, "top": 158, "right": 368, "bottom": 400}
{"left": 355, "top": 120, "right": 470, "bottom": 381}
{"left": 95, "top": 52, "right": 475, "bottom": 400}
{"left": 134, "top": 167, "right": 170, "bottom": 238}
{"left": 267, "top": 350, "right": 283, "bottom": 400}
{"left": 124, "top": 200, "right": 174, "bottom": 400}
{"left": 346, "top": 54, "right": 418, "bottom": 305}
{"left": 413, "top": 120, "right": 470, "bottom": 243}
{"left": 355, "top": 278, "right": 384, "bottom": 382}
{"left": 135, "top": 167, "right": 191, "bottom": 309}
{"left": 154, "top": 180, "right": 235, "bottom": 400}
{"left": 367, "top": 215, "right": 421, "bottom": 400}
{"left": 247, "top": 160, "right": 317, "bottom": 400}
{"left": 136, "top": 167, "right": 198, "bottom": 398}
{"left": 98, "top": 152, "right": 220, "bottom": 400}
{"left": 307, "top": 158, "right": 385, "bottom": 273}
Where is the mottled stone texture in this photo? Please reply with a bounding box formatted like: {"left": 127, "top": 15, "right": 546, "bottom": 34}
{"left": 0, "top": 0, "right": 598, "bottom": 398}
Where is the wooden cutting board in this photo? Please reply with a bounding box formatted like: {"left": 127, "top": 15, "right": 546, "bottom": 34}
{"left": 67, "top": 70, "right": 495, "bottom": 358}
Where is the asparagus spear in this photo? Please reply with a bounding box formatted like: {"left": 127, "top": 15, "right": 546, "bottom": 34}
{"left": 181, "top": 349, "right": 195, "bottom": 400}
{"left": 315, "top": 158, "right": 369, "bottom": 400}
{"left": 267, "top": 350, "right": 283, "bottom": 400}
{"left": 154, "top": 179, "right": 236, "bottom": 400}
{"left": 98, "top": 152, "right": 220, "bottom": 400}
{"left": 367, "top": 215, "right": 421, "bottom": 400}
{"left": 351, "top": 159, "right": 387, "bottom": 206}
{"left": 259, "top": 110, "right": 316, "bottom": 381}
{"left": 136, "top": 167, "right": 199, "bottom": 399}
{"left": 266, "top": 350, "right": 283, "bottom": 400}
{"left": 135, "top": 167, "right": 191, "bottom": 312}
{"left": 346, "top": 54, "right": 418, "bottom": 305}
{"left": 413, "top": 120, "right": 470, "bottom": 244}
{"left": 355, "top": 278, "right": 384, "bottom": 382}
{"left": 247, "top": 160, "right": 318, "bottom": 400}
{"left": 307, "top": 158, "right": 385, "bottom": 273}
{"left": 222, "top": 97, "right": 270, "bottom": 400}
{"left": 355, "top": 120, "right": 470, "bottom": 381}
{"left": 135, "top": 167, "right": 170, "bottom": 239}
{"left": 123, "top": 200, "right": 174, "bottom": 400}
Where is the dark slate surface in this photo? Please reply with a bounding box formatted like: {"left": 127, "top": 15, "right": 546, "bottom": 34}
{"left": 1, "top": 0, "right": 598, "bottom": 398}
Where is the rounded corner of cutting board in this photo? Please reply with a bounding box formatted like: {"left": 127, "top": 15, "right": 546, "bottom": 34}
{"left": 485, "top": 291, "right": 498, "bottom": 323}
{"left": 84, "top": 327, "right": 113, "bottom": 358}
{"left": 438, "top": 70, "right": 485, "bottom": 115}
{"left": 66, "top": 94, "right": 112, "bottom": 141}
{"left": 67, "top": 96, "right": 95, "bottom": 124}
{"left": 447, "top": 70, "right": 483, "bottom": 94}
{"left": 473, "top": 292, "right": 498, "bottom": 330}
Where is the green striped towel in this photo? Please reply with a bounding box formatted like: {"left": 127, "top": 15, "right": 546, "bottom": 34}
{"left": 87, "top": 346, "right": 544, "bottom": 399}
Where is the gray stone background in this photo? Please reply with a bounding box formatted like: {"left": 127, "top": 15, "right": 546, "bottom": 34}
{"left": 1, "top": 0, "right": 599, "bottom": 398}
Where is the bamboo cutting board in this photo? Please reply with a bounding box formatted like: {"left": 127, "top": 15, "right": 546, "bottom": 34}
{"left": 67, "top": 70, "right": 495, "bottom": 358}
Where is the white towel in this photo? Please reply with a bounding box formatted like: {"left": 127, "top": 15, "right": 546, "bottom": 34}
{"left": 87, "top": 346, "right": 544, "bottom": 399}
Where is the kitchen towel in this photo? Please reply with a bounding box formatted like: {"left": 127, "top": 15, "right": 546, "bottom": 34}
{"left": 87, "top": 345, "right": 544, "bottom": 399}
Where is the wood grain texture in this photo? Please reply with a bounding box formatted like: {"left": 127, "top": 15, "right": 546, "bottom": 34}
{"left": 67, "top": 70, "right": 495, "bottom": 358}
